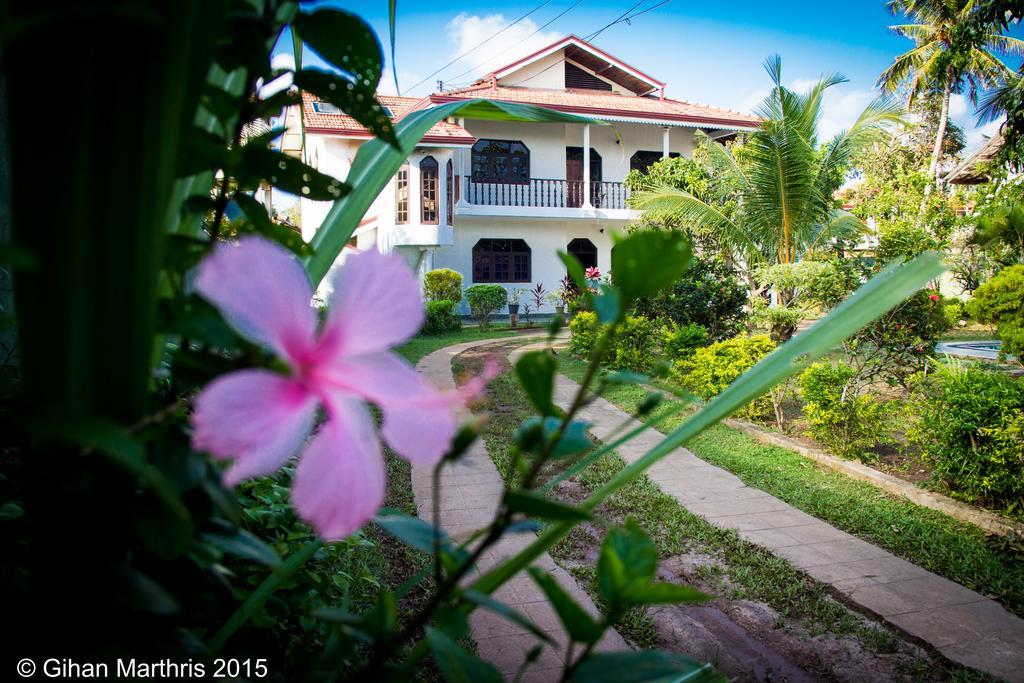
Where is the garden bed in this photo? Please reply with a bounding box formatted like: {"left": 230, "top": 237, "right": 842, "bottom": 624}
{"left": 456, "top": 343, "right": 986, "bottom": 682}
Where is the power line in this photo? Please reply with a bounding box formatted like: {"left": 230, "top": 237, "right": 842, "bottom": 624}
{"left": 444, "top": 0, "right": 586, "bottom": 86}
{"left": 406, "top": 1, "right": 552, "bottom": 93}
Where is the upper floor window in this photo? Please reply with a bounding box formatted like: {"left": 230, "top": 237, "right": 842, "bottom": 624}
{"left": 630, "top": 150, "right": 680, "bottom": 174}
{"left": 472, "top": 139, "right": 530, "bottom": 184}
{"left": 446, "top": 159, "right": 454, "bottom": 226}
{"left": 472, "top": 239, "right": 531, "bottom": 283}
{"left": 567, "top": 238, "right": 598, "bottom": 270}
{"left": 395, "top": 163, "right": 409, "bottom": 224}
{"left": 565, "top": 62, "right": 612, "bottom": 91}
{"left": 420, "top": 156, "right": 439, "bottom": 224}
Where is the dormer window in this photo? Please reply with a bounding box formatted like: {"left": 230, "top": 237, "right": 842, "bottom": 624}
{"left": 312, "top": 101, "right": 342, "bottom": 114}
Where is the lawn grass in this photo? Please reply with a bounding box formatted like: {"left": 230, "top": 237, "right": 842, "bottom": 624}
{"left": 396, "top": 324, "right": 536, "bottom": 364}
{"left": 557, "top": 353, "right": 1024, "bottom": 619}
{"left": 466, "top": 350, "right": 920, "bottom": 665}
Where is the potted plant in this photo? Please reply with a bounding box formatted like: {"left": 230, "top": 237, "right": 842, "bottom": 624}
{"left": 546, "top": 292, "right": 565, "bottom": 316}
{"left": 530, "top": 282, "right": 547, "bottom": 315}
{"left": 507, "top": 288, "right": 523, "bottom": 316}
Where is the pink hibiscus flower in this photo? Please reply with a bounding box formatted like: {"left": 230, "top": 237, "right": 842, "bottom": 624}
{"left": 585, "top": 266, "right": 601, "bottom": 280}
{"left": 191, "top": 236, "right": 483, "bottom": 540}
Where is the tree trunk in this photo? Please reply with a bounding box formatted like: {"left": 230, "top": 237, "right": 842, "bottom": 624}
{"left": 929, "top": 78, "right": 952, "bottom": 186}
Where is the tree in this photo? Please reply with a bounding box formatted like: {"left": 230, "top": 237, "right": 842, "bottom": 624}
{"left": 877, "top": 0, "right": 1024, "bottom": 185}
{"left": 632, "top": 56, "right": 900, "bottom": 300}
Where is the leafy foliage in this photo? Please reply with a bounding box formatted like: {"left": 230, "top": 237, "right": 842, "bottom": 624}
{"left": 672, "top": 335, "right": 776, "bottom": 419}
{"left": 423, "top": 268, "right": 464, "bottom": 304}
{"left": 630, "top": 259, "right": 747, "bottom": 340}
{"left": 798, "top": 362, "right": 889, "bottom": 461}
{"left": 421, "top": 300, "right": 462, "bottom": 335}
{"left": 465, "top": 284, "right": 508, "bottom": 329}
{"left": 968, "top": 264, "right": 1024, "bottom": 363}
{"left": 910, "top": 364, "right": 1024, "bottom": 510}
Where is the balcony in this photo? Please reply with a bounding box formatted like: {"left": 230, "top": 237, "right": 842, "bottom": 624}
{"left": 457, "top": 178, "right": 638, "bottom": 220}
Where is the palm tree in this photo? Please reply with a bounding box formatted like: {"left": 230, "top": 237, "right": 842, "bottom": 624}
{"left": 877, "top": 0, "right": 1024, "bottom": 184}
{"left": 632, "top": 56, "right": 900, "bottom": 277}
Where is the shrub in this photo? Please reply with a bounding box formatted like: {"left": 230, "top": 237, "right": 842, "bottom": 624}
{"left": 423, "top": 268, "right": 463, "bottom": 304}
{"left": 910, "top": 364, "right": 1024, "bottom": 509}
{"left": 672, "top": 334, "right": 775, "bottom": 418}
{"left": 568, "top": 311, "right": 599, "bottom": 357}
{"left": 798, "top": 362, "right": 887, "bottom": 461}
{"left": 420, "top": 300, "right": 461, "bottom": 335}
{"left": 631, "top": 259, "right": 747, "bottom": 340}
{"left": 943, "top": 300, "right": 969, "bottom": 328}
{"left": 968, "top": 265, "right": 1024, "bottom": 364}
{"left": 607, "top": 316, "right": 661, "bottom": 373}
{"left": 662, "top": 322, "right": 708, "bottom": 359}
{"left": 464, "top": 284, "right": 507, "bottom": 329}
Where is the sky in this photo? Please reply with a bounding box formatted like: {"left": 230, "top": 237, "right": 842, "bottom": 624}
{"left": 275, "top": 0, "right": 1024, "bottom": 155}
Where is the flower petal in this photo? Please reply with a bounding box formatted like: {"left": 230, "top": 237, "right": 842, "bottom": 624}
{"left": 195, "top": 236, "right": 318, "bottom": 362}
{"left": 192, "top": 370, "right": 318, "bottom": 486}
{"left": 321, "top": 248, "right": 425, "bottom": 358}
{"left": 291, "top": 398, "right": 384, "bottom": 540}
{"left": 323, "top": 352, "right": 457, "bottom": 464}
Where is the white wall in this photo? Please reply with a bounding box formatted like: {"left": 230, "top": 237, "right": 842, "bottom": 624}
{"left": 499, "top": 51, "right": 565, "bottom": 89}
{"left": 432, "top": 217, "right": 622, "bottom": 315}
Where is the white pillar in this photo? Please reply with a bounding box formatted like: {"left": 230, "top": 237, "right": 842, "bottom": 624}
{"left": 457, "top": 118, "right": 469, "bottom": 207}
{"left": 582, "top": 123, "right": 592, "bottom": 209}
{"left": 662, "top": 127, "right": 670, "bottom": 159}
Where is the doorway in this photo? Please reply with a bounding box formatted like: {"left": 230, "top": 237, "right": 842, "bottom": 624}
{"left": 565, "top": 147, "right": 602, "bottom": 208}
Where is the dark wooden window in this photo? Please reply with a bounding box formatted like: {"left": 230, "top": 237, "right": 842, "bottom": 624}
{"left": 472, "top": 239, "right": 531, "bottom": 283}
{"left": 472, "top": 139, "right": 529, "bottom": 184}
{"left": 395, "top": 163, "right": 409, "bottom": 224}
{"left": 420, "top": 156, "right": 439, "bottom": 224}
{"left": 630, "top": 150, "right": 680, "bottom": 173}
{"left": 565, "top": 62, "right": 612, "bottom": 91}
{"left": 567, "top": 238, "right": 598, "bottom": 270}
{"left": 446, "top": 158, "right": 454, "bottom": 226}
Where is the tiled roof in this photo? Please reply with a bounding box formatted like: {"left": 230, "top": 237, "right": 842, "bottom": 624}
{"left": 300, "top": 91, "right": 475, "bottom": 143}
{"left": 432, "top": 81, "right": 760, "bottom": 128}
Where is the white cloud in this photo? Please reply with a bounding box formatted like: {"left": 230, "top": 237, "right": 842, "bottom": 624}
{"left": 964, "top": 118, "right": 1002, "bottom": 154}
{"left": 377, "top": 70, "right": 425, "bottom": 96}
{"left": 442, "top": 13, "right": 562, "bottom": 87}
{"left": 948, "top": 93, "right": 968, "bottom": 119}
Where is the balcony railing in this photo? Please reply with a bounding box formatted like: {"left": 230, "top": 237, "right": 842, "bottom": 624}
{"left": 464, "top": 178, "right": 631, "bottom": 210}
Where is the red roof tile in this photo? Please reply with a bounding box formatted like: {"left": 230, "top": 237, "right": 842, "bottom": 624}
{"left": 300, "top": 92, "right": 475, "bottom": 144}
{"left": 432, "top": 82, "right": 760, "bottom": 129}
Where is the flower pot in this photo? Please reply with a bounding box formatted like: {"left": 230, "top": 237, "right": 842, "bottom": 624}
{"left": 507, "top": 303, "right": 520, "bottom": 316}
{"left": 555, "top": 305, "right": 565, "bottom": 316}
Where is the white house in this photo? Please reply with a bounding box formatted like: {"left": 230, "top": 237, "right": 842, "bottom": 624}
{"left": 286, "top": 35, "right": 760, "bottom": 312}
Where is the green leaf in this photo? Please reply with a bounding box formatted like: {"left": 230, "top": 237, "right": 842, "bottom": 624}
{"left": 292, "top": 9, "right": 383, "bottom": 90}
{"left": 292, "top": 69, "right": 397, "bottom": 147}
{"left": 603, "top": 370, "right": 650, "bottom": 385}
{"left": 515, "top": 350, "right": 558, "bottom": 416}
{"left": 374, "top": 510, "right": 468, "bottom": 566}
{"left": 592, "top": 285, "right": 622, "bottom": 324}
{"left": 426, "top": 626, "right": 504, "bottom": 683}
{"left": 527, "top": 567, "right": 603, "bottom": 644}
{"left": 625, "top": 582, "right": 709, "bottom": 606}
{"left": 611, "top": 231, "right": 693, "bottom": 302}
{"left": 551, "top": 419, "right": 593, "bottom": 458}
{"left": 572, "top": 650, "right": 723, "bottom": 683}
{"left": 514, "top": 416, "right": 592, "bottom": 458}
{"left": 200, "top": 529, "right": 281, "bottom": 568}
{"left": 505, "top": 489, "right": 590, "bottom": 522}
{"left": 233, "top": 193, "right": 314, "bottom": 257}
{"left": 461, "top": 589, "right": 554, "bottom": 644}
{"left": 597, "top": 520, "right": 658, "bottom": 609}
{"left": 307, "top": 100, "right": 603, "bottom": 286}
{"left": 241, "top": 146, "right": 349, "bottom": 201}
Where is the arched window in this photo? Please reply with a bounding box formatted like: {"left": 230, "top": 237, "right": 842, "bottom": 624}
{"left": 472, "top": 239, "right": 531, "bottom": 283}
{"left": 395, "top": 162, "right": 409, "bottom": 224}
{"left": 446, "top": 158, "right": 454, "bottom": 226}
{"left": 567, "top": 238, "right": 597, "bottom": 270}
{"left": 420, "top": 156, "right": 439, "bottom": 224}
{"left": 471, "top": 139, "right": 530, "bottom": 184}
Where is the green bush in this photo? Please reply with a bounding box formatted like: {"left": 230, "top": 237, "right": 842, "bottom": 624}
{"left": 661, "top": 322, "right": 708, "bottom": 359}
{"left": 943, "top": 300, "right": 969, "bottom": 328}
{"left": 423, "top": 268, "right": 463, "bottom": 304}
{"left": 420, "top": 300, "right": 461, "bottom": 335}
{"left": 568, "top": 311, "right": 600, "bottom": 356}
{"left": 630, "top": 259, "right": 747, "bottom": 340}
{"left": 910, "top": 364, "right": 1024, "bottom": 510}
{"left": 798, "top": 362, "right": 887, "bottom": 461}
{"left": 464, "top": 284, "right": 507, "bottom": 329}
{"left": 851, "top": 289, "right": 950, "bottom": 386}
{"left": 672, "top": 334, "right": 775, "bottom": 419}
{"left": 607, "top": 316, "right": 661, "bottom": 373}
{"left": 968, "top": 265, "right": 1024, "bottom": 363}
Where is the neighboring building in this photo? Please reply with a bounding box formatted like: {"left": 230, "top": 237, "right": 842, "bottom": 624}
{"left": 284, "top": 35, "right": 760, "bottom": 311}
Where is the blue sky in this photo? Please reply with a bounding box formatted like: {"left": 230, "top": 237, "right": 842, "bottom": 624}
{"left": 281, "top": 1, "right": 1024, "bottom": 153}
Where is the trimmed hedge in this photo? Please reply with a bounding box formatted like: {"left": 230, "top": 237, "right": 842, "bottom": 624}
{"left": 420, "top": 300, "right": 461, "bottom": 335}
{"left": 424, "top": 268, "right": 463, "bottom": 304}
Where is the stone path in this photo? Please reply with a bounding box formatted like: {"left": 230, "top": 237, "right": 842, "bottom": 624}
{"left": 508, "top": 341, "right": 1024, "bottom": 682}
{"left": 411, "top": 337, "right": 626, "bottom": 681}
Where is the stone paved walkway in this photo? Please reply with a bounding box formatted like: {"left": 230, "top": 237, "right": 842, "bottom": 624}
{"left": 411, "top": 337, "right": 626, "bottom": 681}
{"left": 509, "top": 341, "right": 1024, "bottom": 681}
